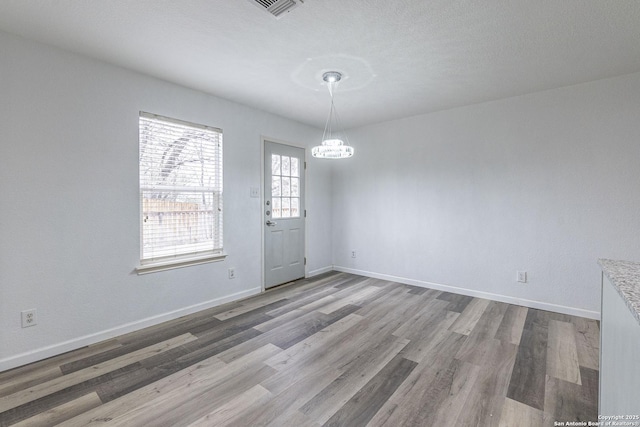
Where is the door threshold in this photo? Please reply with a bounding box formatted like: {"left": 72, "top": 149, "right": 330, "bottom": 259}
{"left": 266, "top": 276, "right": 305, "bottom": 291}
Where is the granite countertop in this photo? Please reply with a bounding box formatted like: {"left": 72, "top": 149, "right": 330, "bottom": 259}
{"left": 599, "top": 258, "right": 640, "bottom": 326}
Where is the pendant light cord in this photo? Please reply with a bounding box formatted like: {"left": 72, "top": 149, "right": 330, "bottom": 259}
{"left": 321, "top": 81, "right": 337, "bottom": 142}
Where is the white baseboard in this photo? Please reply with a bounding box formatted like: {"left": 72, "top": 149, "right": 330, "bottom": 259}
{"left": 0, "top": 287, "right": 261, "bottom": 373}
{"left": 333, "top": 266, "right": 600, "bottom": 320}
{"left": 307, "top": 265, "right": 333, "bottom": 277}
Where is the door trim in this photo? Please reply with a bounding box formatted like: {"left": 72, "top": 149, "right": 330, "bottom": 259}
{"left": 260, "top": 136, "right": 308, "bottom": 292}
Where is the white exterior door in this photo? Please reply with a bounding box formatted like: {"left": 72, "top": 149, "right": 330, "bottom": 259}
{"left": 264, "top": 141, "right": 305, "bottom": 289}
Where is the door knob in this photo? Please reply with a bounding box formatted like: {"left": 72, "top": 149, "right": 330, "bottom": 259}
{"left": 266, "top": 220, "right": 277, "bottom": 226}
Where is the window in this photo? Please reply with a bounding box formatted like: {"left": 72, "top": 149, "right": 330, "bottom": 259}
{"left": 137, "top": 112, "right": 223, "bottom": 272}
{"left": 271, "top": 154, "right": 300, "bottom": 218}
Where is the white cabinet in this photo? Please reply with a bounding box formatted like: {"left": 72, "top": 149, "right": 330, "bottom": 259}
{"left": 599, "top": 273, "right": 640, "bottom": 416}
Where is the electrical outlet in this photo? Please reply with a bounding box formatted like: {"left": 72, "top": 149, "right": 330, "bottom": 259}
{"left": 517, "top": 271, "right": 527, "bottom": 283}
{"left": 351, "top": 251, "right": 356, "bottom": 258}
{"left": 21, "top": 309, "right": 37, "bottom": 328}
{"left": 250, "top": 187, "right": 260, "bottom": 198}
{"left": 228, "top": 268, "right": 236, "bottom": 279}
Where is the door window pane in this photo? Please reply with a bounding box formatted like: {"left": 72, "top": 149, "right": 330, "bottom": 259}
{"left": 291, "top": 198, "right": 299, "bottom": 217}
{"left": 272, "top": 176, "right": 281, "bottom": 197}
{"left": 271, "top": 154, "right": 281, "bottom": 175}
{"left": 272, "top": 198, "right": 281, "bottom": 218}
{"left": 291, "top": 177, "right": 299, "bottom": 197}
{"left": 282, "top": 197, "right": 291, "bottom": 218}
{"left": 282, "top": 177, "right": 291, "bottom": 197}
{"left": 291, "top": 158, "right": 299, "bottom": 177}
{"left": 282, "top": 156, "right": 290, "bottom": 176}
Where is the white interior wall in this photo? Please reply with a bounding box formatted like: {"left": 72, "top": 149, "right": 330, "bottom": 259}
{"left": 0, "top": 31, "right": 332, "bottom": 371}
{"left": 332, "top": 72, "right": 640, "bottom": 317}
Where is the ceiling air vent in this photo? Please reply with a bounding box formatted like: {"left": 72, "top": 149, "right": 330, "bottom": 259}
{"left": 249, "top": 0, "right": 299, "bottom": 19}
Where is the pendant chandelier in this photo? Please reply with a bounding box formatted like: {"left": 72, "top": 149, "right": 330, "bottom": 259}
{"left": 312, "top": 71, "right": 354, "bottom": 159}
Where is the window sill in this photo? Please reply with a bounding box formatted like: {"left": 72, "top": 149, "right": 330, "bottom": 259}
{"left": 136, "top": 252, "right": 227, "bottom": 275}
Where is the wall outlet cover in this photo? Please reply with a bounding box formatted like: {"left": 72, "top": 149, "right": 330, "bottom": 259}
{"left": 21, "top": 309, "right": 37, "bottom": 328}
{"left": 517, "top": 271, "right": 527, "bottom": 283}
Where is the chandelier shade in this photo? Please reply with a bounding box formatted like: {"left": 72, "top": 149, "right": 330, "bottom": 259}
{"left": 311, "top": 139, "right": 354, "bottom": 159}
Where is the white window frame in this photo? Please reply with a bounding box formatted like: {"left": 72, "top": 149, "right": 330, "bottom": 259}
{"left": 136, "top": 112, "right": 225, "bottom": 274}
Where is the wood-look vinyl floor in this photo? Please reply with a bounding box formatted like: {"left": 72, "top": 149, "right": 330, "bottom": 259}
{"left": 0, "top": 272, "right": 599, "bottom": 426}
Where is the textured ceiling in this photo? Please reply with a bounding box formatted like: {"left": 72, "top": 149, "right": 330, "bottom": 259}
{"left": 1, "top": 0, "right": 640, "bottom": 129}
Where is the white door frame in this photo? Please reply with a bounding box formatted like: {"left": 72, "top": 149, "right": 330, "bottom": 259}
{"left": 260, "top": 136, "right": 308, "bottom": 292}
